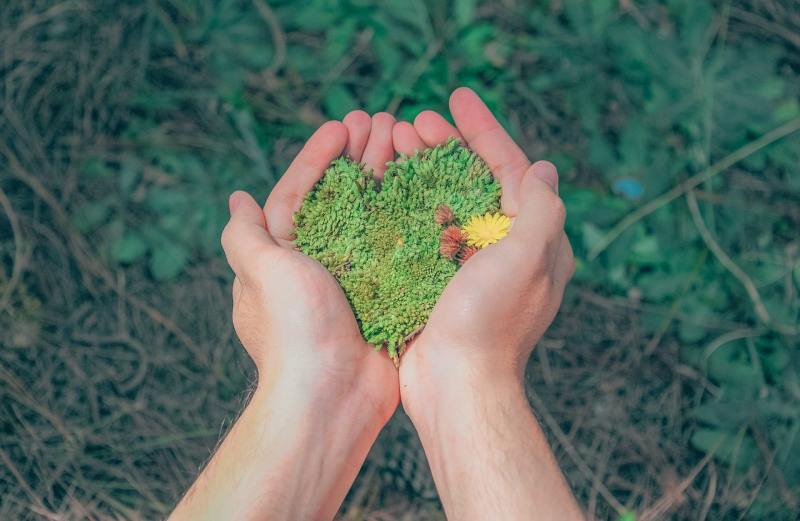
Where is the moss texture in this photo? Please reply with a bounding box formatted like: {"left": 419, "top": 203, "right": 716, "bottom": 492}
{"left": 294, "top": 139, "right": 500, "bottom": 361}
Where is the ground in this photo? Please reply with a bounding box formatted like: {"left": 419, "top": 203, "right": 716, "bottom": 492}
{"left": 1, "top": 1, "right": 799, "bottom": 519}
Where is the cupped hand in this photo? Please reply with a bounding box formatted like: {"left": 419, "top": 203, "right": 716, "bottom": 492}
{"left": 393, "top": 88, "right": 575, "bottom": 411}
{"left": 221, "top": 114, "right": 399, "bottom": 419}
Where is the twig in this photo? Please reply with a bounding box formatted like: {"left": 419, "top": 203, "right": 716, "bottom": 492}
{"left": 0, "top": 361, "right": 73, "bottom": 442}
{"left": 638, "top": 448, "right": 717, "bottom": 521}
{"left": 702, "top": 328, "right": 763, "bottom": 368}
{"left": 319, "top": 28, "right": 374, "bottom": 93}
{"left": 644, "top": 250, "right": 707, "bottom": 354}
{"left": 1, "top": 142, "right": 207, "bottom": 360}
{"left": 527, "top": 388, "right": 626, "bottom": 515}
{"left": 687, "top": 190, "right": 797, "bottom": 335}
{"left": 232, "top": 108, "right": 276, "bottom": 186}
{"left": 386, "top": 39, "right": 442, "bottom": 114}
{"left": 734, "top": 440, "right": 780, "bottom": 521}
{"left": 154, "top": 4, "right": 187, "bottom": 59}
{"left": 588, "top": 116, "right": 800, "bottom": 260}
{"left": 729, "top": 6, "right": 800, "bottom": 50}
{"left": 0, "top": 183, "right": 24, "bottom": 311}
{"left": 698, "top": 464, "right": 717, "bottom": 521}
{"left": 619, "top": 0, "right": 650, "bottom": 28}
{"left": 252, "top": 0, "right": 287, "bottom": 74}
{"left": 0, "top": 447, "right": 52, "bottom": 516}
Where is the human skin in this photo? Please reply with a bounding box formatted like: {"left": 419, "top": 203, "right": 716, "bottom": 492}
{"left": 392, "top": 87, "right": 585, "bottom": 521}
{"left": 168, "top": 114, "right": 400, "bottom": 521}
{"left": 171, "top": 89, "right": 584, "bottom": 520}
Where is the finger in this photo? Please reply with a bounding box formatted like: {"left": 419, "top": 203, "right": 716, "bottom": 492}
{"left": 264, "top": 120, "right": 348, "bottom": 243}
{"left": 449, "top": 87, "right": 530, "bottom": 216}
{"left": 222, "top": 191, "right": 279, "bottom": 280}
{"left": 506, "top": 161, "right": 565, "bottom": 250}
{"left": 552, "top": 232, "right": 575, "bottom": 290}
{"left": 232, "top": 275, "right": 245, "bottom": 308}
{"left": 361, "top": 112, "right": 395, "bottom": 179}
{"left": 342, "top": 110, "right": 371, "bottom": 162}
{"left": 392, "top": 121, "right": 426, "bottom": 156}
{"left": 413, "top": 110, "right": 462, "bottom": 146}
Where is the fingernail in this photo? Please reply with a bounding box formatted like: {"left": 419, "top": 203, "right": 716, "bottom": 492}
{"left": 229, "top": 191, "right": 244, "bottom": 214}
{"left": 531, "top": 161, "right": 559, "bottom": 194}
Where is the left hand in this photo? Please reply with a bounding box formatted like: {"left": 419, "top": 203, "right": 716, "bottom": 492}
{"left": 222, "top": 113, "right": 400, "bottom": 418}
{"left": 170, "top": 114, "right": 402, "bottom": 521}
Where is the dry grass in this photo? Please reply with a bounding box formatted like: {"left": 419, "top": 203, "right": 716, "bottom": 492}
{"left": 1, "top": 1, "right": 798, "bottom": 520}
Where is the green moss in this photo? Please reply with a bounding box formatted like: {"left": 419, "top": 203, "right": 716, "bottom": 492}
{"left": 294, "top": 139, "right": 500, "bottom": 360}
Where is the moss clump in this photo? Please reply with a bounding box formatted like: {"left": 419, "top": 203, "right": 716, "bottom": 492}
{"left": 294, "top": 139, "right": 500, "bottom": 362}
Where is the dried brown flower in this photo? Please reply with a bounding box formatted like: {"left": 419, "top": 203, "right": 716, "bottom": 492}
{"left": 458, "top": 245, "right": 479, "bottom": 265}
{"left": 439, "top": 225, "right": 465, "bottom": 259}
{"left": 434, "top": 204, "right": 455, "bottom": 225}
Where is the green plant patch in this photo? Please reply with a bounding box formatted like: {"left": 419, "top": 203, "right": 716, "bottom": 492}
{"left": 294, "top": 139, "right": 501, "bottom": 362}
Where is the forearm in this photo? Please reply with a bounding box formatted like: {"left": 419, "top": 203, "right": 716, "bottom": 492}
{"left": 405, "top": 360, "right": 584, "bottom": 521}
{"left": 170, "top": 372, "right": 386, "bottom": 521}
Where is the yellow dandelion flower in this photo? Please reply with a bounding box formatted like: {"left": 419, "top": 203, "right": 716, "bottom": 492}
{"left": 462, "top": 212, "right": 511, "bottom": 248}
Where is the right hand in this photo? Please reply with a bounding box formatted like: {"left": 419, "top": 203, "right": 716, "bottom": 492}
{"left": 393, "top": 88, "right": 575, "bottom": 412}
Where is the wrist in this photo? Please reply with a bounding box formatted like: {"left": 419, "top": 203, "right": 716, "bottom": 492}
{"left": 400, "top": 337, "right": 526, "bottom": 426}
{"left": 213, "top": 357, "right": 391, "bottom": 521}
{"left": 254, "top": 347, "right": 397, "bottom": 429}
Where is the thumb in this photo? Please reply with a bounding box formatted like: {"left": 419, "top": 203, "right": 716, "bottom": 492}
{"left": 506, "top": 161, "right": 566, "bottom": 250}
{"left": 221, "top": 191, "right": 279, "bottom": 279}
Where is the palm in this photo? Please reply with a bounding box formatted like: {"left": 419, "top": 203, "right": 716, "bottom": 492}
{"left": 425, "top": 245, "right": 512, "bottom": 339}
{"left": 263, "top": 250, "right": 366, "bottom": 352}
{"left": 393, "top": 88, "right": 540, "bottom": 383}
{"left": 275, "top": 252, "right": 399, "bottom": 384}
{"left": 261, "top": 113, "right": 400, "bottom": 408}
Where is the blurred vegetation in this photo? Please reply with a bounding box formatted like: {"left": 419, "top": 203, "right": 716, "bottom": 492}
{"left": 1, "top": 0, "right": 799, "bottom": 519}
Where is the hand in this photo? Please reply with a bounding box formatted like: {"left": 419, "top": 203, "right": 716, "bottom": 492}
{"left": 390, "top": 88, "right": 583, "bottom": 521}
{"left": 223, "top": 115, "right": 399, "bottom": 415}
{"left": 170, "top": 115, "right": 402, "bottom": 521}
{"left": 393, "top": 87, "right": 575, "bottom": 413}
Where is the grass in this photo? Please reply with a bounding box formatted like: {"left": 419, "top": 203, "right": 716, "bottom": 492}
{"left": 1, "top": 0, "right": 799, "bottom": 519}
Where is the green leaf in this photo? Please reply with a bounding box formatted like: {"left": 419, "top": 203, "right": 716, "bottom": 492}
{"left": 678, "top": 320, "right": 707, "bottom": 343}
{"left": 616, "top": 512, "right": 636, "bottom": 521}
{"left": 690, "top": 427, "right": 758, "bottom": 469}
{"left": 794, "top": 258, "right": 800, "bottom": 288}
{"left": 590, "top": 0, "right": 617, "bottom": 25}
{"left": 752, "top": 77, "right": 784, "bottom": 100}
{"left": 323, "top": 84, "right": 357, "bottom": 120}
{"left": 80, "top": 157, "right": 109, "bottom": 178}
{"left": 149, "top": 241, "right": 189, "bottom": 281}
{"left": 119, "top": 162, "right": 140, "bottom": 196}
{"left": 111, "top": 232, "right": 149, "bottom": 264}
{"left": 774, "top": 98, "right": 800, "bottom": 123}
{"left": 71, "top": 201, "right": 111, "bottom": 233}
{"left": 580, "top": 222, "right": 605, "bottom": 253}
{"left": 761, "top": 345, "right": 791, "bottom": 379}
{"left": 454, "top": 0, "right": 478, "bottom": 29}
{"left": 630, "top": 235, "right": 660, "bottom": 264}
{"left": 707, "top": 341, "right": 761, "bottom": 389}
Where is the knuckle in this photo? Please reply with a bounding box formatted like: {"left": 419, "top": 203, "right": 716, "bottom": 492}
{"left": 566, "top": 255, "right": 576, "bottom": 280}
{"left": 220, "top": 221, "right": 236, "bottom": 252}
{"left": 546, "top": 192, "right": 567, "bottom": 221}
{"left": 265, "top": 191, "right": 297, "bottom": 223}
{"left": 343, "top": 109, "right": 369, "bottom": 123}
{"left": 535, "top": 253, "right": 554, "bottom": 279}
{"left": 532, "top": 159, "right": 557, "bottom": 172}
{"left": 373, "top": 111, "right": 396, "bottom": 123}
{"left": 251, "top": 247, "right": 276, "bottom": 270}
{"left": 565, "top": 241, "right": 577, "bottom": 280}
{"left": 505, "top": 239, "right": 550, "bottom": 276}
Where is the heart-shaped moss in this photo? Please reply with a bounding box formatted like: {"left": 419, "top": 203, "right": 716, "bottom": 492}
{"left": 294, "top": 139, "right": 501, "bottom": 362}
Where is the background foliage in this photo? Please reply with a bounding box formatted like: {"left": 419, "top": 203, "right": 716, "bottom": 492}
{"left": 1, "top": 0, "right": 799, "bottom": 519}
